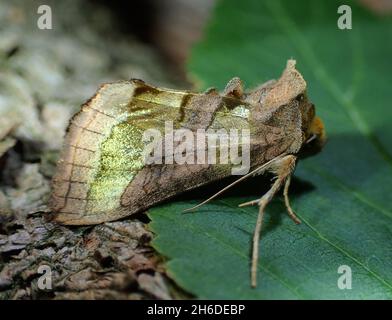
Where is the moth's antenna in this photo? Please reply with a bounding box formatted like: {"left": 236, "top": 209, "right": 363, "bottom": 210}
{"left": 183, "top": 156, "right": 282, "bottom": 213}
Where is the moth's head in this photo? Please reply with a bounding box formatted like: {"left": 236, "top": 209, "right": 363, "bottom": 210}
{"left": 298, "top": 96, "right": 327, "bottom": 157}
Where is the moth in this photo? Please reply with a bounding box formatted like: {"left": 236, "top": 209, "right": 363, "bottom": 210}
{"left": 50, "top": 60, "right": 326, "bottom": 287}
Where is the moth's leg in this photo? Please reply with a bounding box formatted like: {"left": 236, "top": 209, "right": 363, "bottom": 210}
{"left": 283, "top": 176, "right": 301, "bottom": 224}
{"left": 239, "top": 155, "right": 300, "bottom": 223}
{"left": 238, "top": 154, "right": 297, "bottom": 287}
{"left": 183, "top": 157, "right": 282, "bottom": 213}
{"left": 224, "top": 77, "right": 244, "bottom": 98}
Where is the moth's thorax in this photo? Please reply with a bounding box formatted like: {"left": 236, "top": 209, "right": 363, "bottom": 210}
{"left": 246, "top": 60, "right": 325, "bottom": 158}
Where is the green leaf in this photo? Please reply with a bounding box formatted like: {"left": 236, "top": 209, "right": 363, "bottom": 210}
{"left": 148, "top": 0, "right": 392, "bottom": 299}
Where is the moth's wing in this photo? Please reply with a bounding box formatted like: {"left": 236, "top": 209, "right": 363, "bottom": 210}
{"left": 120, "top": 90, "right": 254, "bottom": 210}
{"left": 51, "top": 81, "right": 136, "bottom": 224}
{"left": 120, "top": 95, "right": 300, "bottom": 211}
{"left": 51, "top": 79, "right": 299, "bottom": 225}
{"left": 123, "top": 62, "right": 305, "bottom": 222}
{"left": 51, "top": 80, "right": 180, "bottom": 224}
{"left": 51, "top": 80, "right": 226, "bottom": 224}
